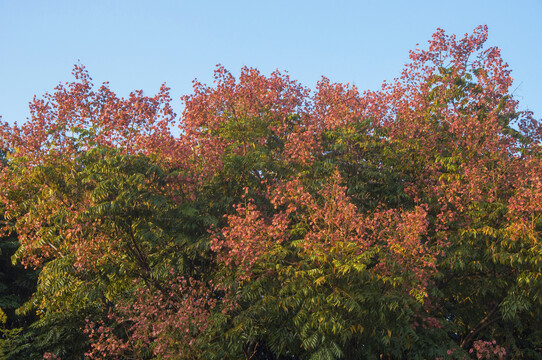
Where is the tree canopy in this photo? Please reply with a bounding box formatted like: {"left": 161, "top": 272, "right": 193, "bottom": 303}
{"left": 0, "top": 25, "right": 541, "bottom": 359}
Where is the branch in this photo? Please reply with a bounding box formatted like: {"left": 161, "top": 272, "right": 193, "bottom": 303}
{"left": 460, "top": 302, "right": 501, "bottom": 349}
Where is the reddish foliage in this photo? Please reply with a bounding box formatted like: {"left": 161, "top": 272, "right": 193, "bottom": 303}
{"left": 85, "top": 277, "right": 216, "bottom": 359}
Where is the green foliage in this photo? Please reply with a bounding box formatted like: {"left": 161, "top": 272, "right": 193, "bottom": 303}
{"left": 0, "top": 231, "right": 37, "bottom": 359}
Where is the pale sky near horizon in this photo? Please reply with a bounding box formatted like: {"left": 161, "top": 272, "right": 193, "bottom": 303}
{"left": 1, "top": 0, "right": 541, "bottom": 126}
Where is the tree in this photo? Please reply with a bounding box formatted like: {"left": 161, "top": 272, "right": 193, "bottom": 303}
{"left": 0, "top": 26, "right": 541, "bottom": 359}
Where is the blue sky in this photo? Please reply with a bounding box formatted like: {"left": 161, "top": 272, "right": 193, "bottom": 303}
{"left": 1, "top": 0, "right": 540, "bottom": 125}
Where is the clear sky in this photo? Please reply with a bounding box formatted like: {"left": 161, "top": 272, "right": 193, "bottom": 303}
{"left": 1, "top": 0, "right": 540, "bottom": 125}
